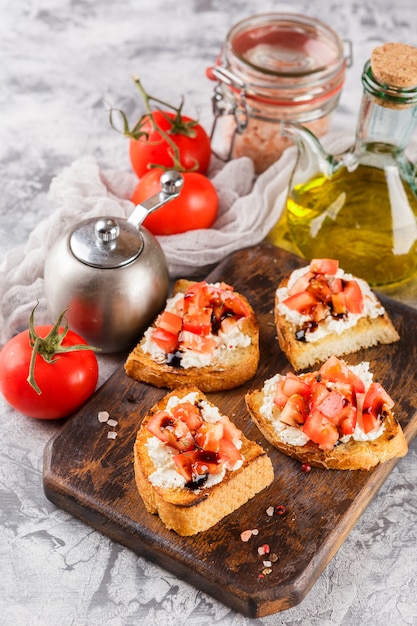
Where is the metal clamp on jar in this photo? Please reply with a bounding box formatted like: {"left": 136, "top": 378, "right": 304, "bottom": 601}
{"left": 207, "top": 12, "right": 352, "bottom": 174}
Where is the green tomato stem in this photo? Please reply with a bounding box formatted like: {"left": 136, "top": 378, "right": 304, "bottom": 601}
{"left": 27, "top": 303, "right": 100, "bottom": 395}
{"left": 108, "top": 75, "right": 200, "bottom": 172}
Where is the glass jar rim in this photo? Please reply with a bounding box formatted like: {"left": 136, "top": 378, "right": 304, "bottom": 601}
{"left": 225, "top": 12, "right": 346, "bottom": 80}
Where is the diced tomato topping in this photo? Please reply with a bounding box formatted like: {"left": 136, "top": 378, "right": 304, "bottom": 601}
{"left": 182, "top": 308, "right": 212, "bottom": 336}
{"left": 146, "top": 410, "right": 174, "bottom": 442}
{"left": 330, "top": 277, "right": 343, "bottom": 293}
{"left": 283, "top": 290, "right": 319, "bottom": 313}
{"left": 288, "top": 271, "right": 314, "bottom": 296}
{"left": 282, "top": 372, "right": 311, "bottom": 398}
{"left": 361, "top": 382, "right": 394, "bottom": 432}
{"left": 308, "top": 276, "right": 333, "bottom": 303}
{"left": 310, "top": 258, "right": 339, "bottom": 275}
{"left": 219, "top": 315, "right": 239, "bottom": 334}
{"left": 280, "top": 393, "right": 308, "bottom": 426}
{"left": 183, "top": 282, "right": 211, "bottom": 313}
{"left": 168, "top": 419, "right": 195, "bottom": 451}
{"left": 173, "top": 449, "right": 223, "bottom": 482}
{"left": 151, "top": 327, "right": 179, "bottom": 353}
{"left": 194, "top": 421, "right": 224, "bottom": 452}
{"left": 319, "top": 356, "right": 365, "bottom": 394}
{"left": 310, "top": 301, "right": 329, "bottom": 323}
{"left": 363, "top": 382, "right": 394, "bottom": 412}
{"left": 315, "top": 389, "right": 346, "bottom": 420}
{"left": 172, "top": 450, "right": 195, "bottom": 482}
{"left": 146, "top": 410, "right": 194, "bottom": 451}
{"left": 358, "top": 410, "right": 380, "bottom": 434}
{"left": 343, "top": 280, "right": 364, "bottom": 314}
{"left": 302, "top": 408, "right": 340, "bottom": 450}
{"left": 331, "top": 291, "right": 346, "bottom": 315}
{"left": 338, "top": 404, "right": 357, "bottom": 435}
{"left": 274, "top": 379, "right": 289, "bottom": 409}
{"left": 283, "top": 260, "right": 366, "bottom": 322}
{"left": 179, "top": 330, "right": 217, "bottom": 353}
{"left": 309, "top": 379, "right": 332, "bottom": 407}
{"left": 272, "top": 356, "right": 392, "bottom": 448}
{"left": 157, "top": 310, "right": 182, "bottom": 336}
{"left": 147, "top": 380, "right": 244, "bottom": 483}
{"left": 217, "top": 436, "right": 243, "bottom": 469}
{"left": 221, "top": 291, "right": 251, "bottom": 319}
{"left": 171, "top": 402, "right": 203, "bottom": 432}
{"left": 219, "top": 414, "right": 242, "bottom": 443}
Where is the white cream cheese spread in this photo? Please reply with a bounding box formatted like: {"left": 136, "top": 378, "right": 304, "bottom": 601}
{"left": 260, "top": 362, "right": 385, "bottom": 447}
{"left": 276, "top": 266, "right": 385, "bottom": 343}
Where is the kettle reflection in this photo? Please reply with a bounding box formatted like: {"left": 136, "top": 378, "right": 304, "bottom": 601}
{"left": 269, "top": 43, "right": 417, "bottom": 288}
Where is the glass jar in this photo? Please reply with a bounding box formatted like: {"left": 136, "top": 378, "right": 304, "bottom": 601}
{"left": 207, "top": 12, "right": 351, "bottom": 174}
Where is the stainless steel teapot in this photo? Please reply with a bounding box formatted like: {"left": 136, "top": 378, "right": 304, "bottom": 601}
{"left": 44, "top": 170, "right": 183, "bottom": 353}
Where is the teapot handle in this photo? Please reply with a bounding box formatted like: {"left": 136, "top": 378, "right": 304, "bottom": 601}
{"left": 127, "top": 170, "right": 184, "bottom": 229}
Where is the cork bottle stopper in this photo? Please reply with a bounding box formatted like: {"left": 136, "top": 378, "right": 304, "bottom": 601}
{"left": 371, "top": 42, "right": 417, "bottom": 88}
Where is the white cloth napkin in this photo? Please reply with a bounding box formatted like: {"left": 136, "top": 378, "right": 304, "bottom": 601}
{"left": 0, "top": 147, "right": 298, "bottom": 348}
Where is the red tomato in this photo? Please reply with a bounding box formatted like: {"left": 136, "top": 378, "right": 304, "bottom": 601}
{"left": 282, "top": 372, "right": 311, "bottom": 399}
{"left": 157, "top": 311, "right": 183, "bottom": 336}
{"left": 280, "top": 393, "right": 308, "bottom": 426}
{"left": 0, "top": 325, "right": 98, "bottom": 420}
{"left": 331, "top": 291, "right": 347, "bottom": 314}
{"left": 310, "top": 258, "right": 339, "bottom": 274}
{"left": 151, "top": 327, "right": 179, "bottom": 353}
{"left": 179, "top": 330, "right": 217, "bottom": 353}
{"left": 129, "top": 111, "right": 211, "bottom": 177}
{"left": 319, "top": 356, "right": 365, "bottom": 394}
{"left": 283, "top": 290, "right": 319, "bottom": 313}
{"left": 303, "top": 409, "right": 340, "bottom": 450}
{"left": 361, "top": 382, "right": 394, "bottom": 433}
{"left": 173, "top": 449, "right": 221, "bottom": 482}
{"left": 194, "top": 422, "right": 224, "bottom": 452}
{"left": 171, "top": 402, "right": 203, "bottom": 433}
{"left": 274, "top": 379, "right": 290, "bottom": 409}
{"left": 288, "top": 271, "right": 314, "bottom": 296}
{"left": 183, "top": 309, "right": 212, "bottom": 336}
{"left": 131, "top": 168, "right": 219, "bottom": 236}
{"left": 218, "top": 414, "right": 242, "bottom": 443}
{"left": 343, "top": 280, "right": 364, "bottom": 314}
{"left": 183, "top": 281, "right": 211, "bottom": 313}
{"left": 218, "top": 437, "right": 242, "bottom": 469}
{"left": 146, "top": 410, "right": 194, "bottom": 451}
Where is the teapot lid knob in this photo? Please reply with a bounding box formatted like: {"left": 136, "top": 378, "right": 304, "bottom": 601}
{"left": 94, "top": 217, "right": 120, "bottom": 242}
{"left": 69, "top": 217, "right": 144, "bottom": 269}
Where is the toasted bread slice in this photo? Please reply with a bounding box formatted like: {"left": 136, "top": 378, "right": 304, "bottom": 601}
{"left": 125, "top": 279, "right": 260, "bottom": 392}
{"left": 134, "top": 386, "right": 274, "bottom": 535}
{"left": 245, "top": 360, "right": 408, "bottom": 471}
{"left": 275, "top": 261, "right": 400, "bottom": 371}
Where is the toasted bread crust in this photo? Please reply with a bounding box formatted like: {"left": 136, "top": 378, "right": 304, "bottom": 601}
{"left": 245, "top": 385, "right": 408, "bottom": 471}
{"left": 275, "top": 278, "right": 400, "bottom": 371}
{"left": 134, "top": 386, "right": 274, "bottom": 535}
{"left": 125, "top": 280, "right": 260, "bottom": 392}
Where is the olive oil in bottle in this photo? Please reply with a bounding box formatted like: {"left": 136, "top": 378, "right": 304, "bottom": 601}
{"left": 287, "top": 162, "right": 417, "bottom": 287}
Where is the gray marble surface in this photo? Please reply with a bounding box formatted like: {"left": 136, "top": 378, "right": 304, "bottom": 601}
{"left": 1, "top": 1, "right": 417, "bottom": 625}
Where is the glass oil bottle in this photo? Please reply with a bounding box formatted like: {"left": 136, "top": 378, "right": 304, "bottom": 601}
{"left": 269, "top": 42, "right": 417, "bottom": 287}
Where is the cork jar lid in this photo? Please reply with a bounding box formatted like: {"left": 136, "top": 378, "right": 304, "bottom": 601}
{"left": 371, "top": 42, "right": 417, "bottom": 88}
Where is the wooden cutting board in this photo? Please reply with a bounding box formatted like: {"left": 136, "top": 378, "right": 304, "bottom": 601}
{"left": 43, "top": 244, "right": 417, "bottom": 618}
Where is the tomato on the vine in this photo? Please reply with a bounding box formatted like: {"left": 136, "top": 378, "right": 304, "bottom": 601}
{"left": 131, "top": 167, "right": 219, "bottom": 236}
{"left": 129, "top": 110, "right": 211, "bottom": 177}
{"left": 0, "top": 308, "right": 99, "bottom": 420}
